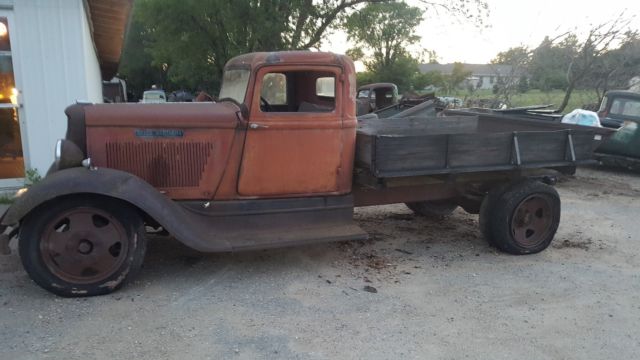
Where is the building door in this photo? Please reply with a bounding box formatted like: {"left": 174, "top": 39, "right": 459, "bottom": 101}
{"left": 0, "top": 11, "right": 25, "bottom": 188}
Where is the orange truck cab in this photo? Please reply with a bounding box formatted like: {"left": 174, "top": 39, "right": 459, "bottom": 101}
{"left": 0, "top": 51, "right": 612, "bottom": 297}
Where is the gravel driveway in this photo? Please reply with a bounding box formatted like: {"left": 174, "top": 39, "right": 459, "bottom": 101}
{"left": 1, "top": 166, "right": 639, "bottom": 359}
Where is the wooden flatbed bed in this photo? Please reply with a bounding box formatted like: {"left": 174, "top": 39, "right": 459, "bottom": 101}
{"left": 355, "top": 115, "right": 610, "bottom": 179}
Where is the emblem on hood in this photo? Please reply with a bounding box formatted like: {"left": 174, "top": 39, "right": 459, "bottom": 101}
{"left": 135, "top": 129, "right": 184, "bottom": 138}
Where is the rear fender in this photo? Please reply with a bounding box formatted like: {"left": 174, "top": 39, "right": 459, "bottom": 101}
{"left": 2, "top": 167, "right": 231, "bottom": 252}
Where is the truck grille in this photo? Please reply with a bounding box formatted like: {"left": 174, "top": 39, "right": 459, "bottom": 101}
{"left": 105, "top": 141, "right": 214, "bottom": 188}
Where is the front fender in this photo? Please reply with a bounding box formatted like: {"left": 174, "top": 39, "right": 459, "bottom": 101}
{"left": 3, "top": 167, "right": 231, "bottom": 252}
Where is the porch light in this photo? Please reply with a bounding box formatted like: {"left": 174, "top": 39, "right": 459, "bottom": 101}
{"left": 10, "top": 87, "right": 18, "bottom": 105}
{"left": 0, "top": 23, "right": 6, "bottom": 37}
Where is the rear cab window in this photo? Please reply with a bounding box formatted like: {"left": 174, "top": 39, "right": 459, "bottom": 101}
{"left": 610, "top": 97, "right": 640, "bottom": 120}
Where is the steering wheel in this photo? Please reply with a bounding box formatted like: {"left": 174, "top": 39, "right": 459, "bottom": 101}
{"left": 260, "top": 97, "right": 271, "bottom": 112}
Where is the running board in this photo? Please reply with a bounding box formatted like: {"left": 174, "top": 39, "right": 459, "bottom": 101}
{"left": 167, "top": 195, "right": 367, "bottom": 252}
{"left": 224, "top": 223, "right": 367, "bottom": 251}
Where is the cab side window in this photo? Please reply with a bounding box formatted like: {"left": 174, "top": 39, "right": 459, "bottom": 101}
{"left": 259, "top": 70, "right": 336, "bottom": 113}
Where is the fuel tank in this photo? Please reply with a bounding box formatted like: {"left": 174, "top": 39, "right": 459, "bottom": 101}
{"left": 81, "top": 102, "right": 242, "bottom": 199}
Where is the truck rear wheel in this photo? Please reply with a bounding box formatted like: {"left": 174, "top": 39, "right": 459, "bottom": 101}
{"left": 478, "top": 184, "right": 509, "bottom": 246}
{"left": 18, "top": 196, "right": 147, "bottom": 297}
{"left": 406, "top": 200, "right": 458, "bottom": 218}
{"left": 480, "top": 180, "right": 560, "bottom": 255}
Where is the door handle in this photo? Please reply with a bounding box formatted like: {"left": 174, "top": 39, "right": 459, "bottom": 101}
{"left": 249, "top": 123, "right": 269, "bottom": 129}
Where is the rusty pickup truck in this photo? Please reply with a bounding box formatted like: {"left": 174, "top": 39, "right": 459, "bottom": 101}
{"left": 1, "top": 51, "right": 612, "bottom": 297}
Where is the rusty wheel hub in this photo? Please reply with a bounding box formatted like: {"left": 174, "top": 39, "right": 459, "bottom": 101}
{"left": 40, "top": 207, "right": 128, "bottom": 284}
{"left": 510, "top": 195, "right": 553, "bottom": 247}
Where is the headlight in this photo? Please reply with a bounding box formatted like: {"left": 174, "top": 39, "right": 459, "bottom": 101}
{"left": 54, "top": 139, "right": 63, "bottom": 162}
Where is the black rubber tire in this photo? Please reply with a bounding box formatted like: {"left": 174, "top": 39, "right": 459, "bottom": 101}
{"left": 478, "top": 183, "right": 510, "bottom": 246}
{"left": 406, "top": 200, "right": 458, "bottom": 218}
{"left": 18, "top": 196, "right": 147, "bottom": 297}
{"left": 484, "top": 180, "right": 560, "bottom": 255}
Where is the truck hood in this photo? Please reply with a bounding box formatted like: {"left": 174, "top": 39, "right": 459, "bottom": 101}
{"left": 84, "top": 101, "right": 242, "bottom": 129}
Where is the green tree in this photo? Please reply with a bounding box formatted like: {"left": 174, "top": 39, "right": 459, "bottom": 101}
{"left": 120, "top": 0, "right": 488, "bottom": 96}
{"left": 442, "top": 63, "right": 471, "bottom": 94}
{"left": 343, "top": 1, "right": 488, "bottom": 92}
{"left": 118, "top": 16, "right": 167, "bottom": 99}
{"left": 491, "top": 46, "right": 530, "bottom": 66}
{"left": 124, "top": 0, "right": 398, "bottom": 95}
{"left": 344, "top": 2, "right": 424, "bottom": 72}
{"left": 491, "top": 46, "right": 531, "bottom": 103}
{"left": 343, "top": 2, "right": 425, "bottom": 92}
{"left": 517, "top": 75, "right": 529, "bottom": 93}
{"left": 528, "top": 36, "right": 573, "bottom": 91}
{"left": 557, "top": 15, "right": 634, "bottom": 112}
{"left": 583, "top": 31, "right": 640, "bottom": 101}
{"left": 412, "top": 70, "right": 443, "bottom": 91}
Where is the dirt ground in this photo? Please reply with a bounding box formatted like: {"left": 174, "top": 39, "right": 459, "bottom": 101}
{"left": 1, "top": 166, "right": 639, "bottom": 360}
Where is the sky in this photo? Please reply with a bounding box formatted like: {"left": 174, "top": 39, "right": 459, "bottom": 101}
{"left": 321, "top": 0, "right": 640, "bottom": 65}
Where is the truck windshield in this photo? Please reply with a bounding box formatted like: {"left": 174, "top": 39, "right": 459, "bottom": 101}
{"left": 357, "top": 89, "right": 370, "bottom": 99}
{"left": 219, "top": 69, "right": 251, "bottom": 103}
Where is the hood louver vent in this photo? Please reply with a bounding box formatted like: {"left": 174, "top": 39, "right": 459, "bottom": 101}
{"left": 105, "top": 141, "right": 214, "bottom": 188}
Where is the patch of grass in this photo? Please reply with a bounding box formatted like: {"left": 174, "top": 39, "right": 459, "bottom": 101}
{"left": 24, "top": 168, "right": 42, "bottom": 187}
{"left": 510, "top": 89, "right": 600, "bottom": 112}
{"left": 0, "top": 168, "right": 43, "bottom": 205}
{"left": 0, "top": 193, "right": 14, "bottom": 205}
{"left": 442, "top": 89, "right": 600, "bottom": 114}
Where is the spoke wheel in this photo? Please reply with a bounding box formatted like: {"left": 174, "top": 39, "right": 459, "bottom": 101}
{"left": 480, "top": 179, "right": 560, "bottom": 255}
{"left": 40, "top": 207, "right": 129, "bottom": 284}
{"left": 510, "top": 195, "right": 554, "bottom": 248}
{"left": 19, "top": 196, "right": 147, "bottom": 297}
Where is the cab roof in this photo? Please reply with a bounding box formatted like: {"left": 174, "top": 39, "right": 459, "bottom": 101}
{"left": 224, "top": 51, "right": 353, "bottom": 70}
{"left": 358, "top": 83, "right": 398, "bottom": 91}
{"left": 605, "top": 90, "right": 640, "bottom": 99}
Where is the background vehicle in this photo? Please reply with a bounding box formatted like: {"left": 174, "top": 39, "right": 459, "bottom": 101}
{"left": 356, "top": 83, "right": 399, "bottom": 115}
{"left": 141, "top": 89, "right": 167, "bottom": 103}
{"left": 168, "top": 89, "right": 195, "bottom": 102}
{"left": 597, "top": 90, "right": 640, "bottom": 129}
{"left": 0, "top": 51, "right": 612, "bottom": 297}
{"left": 594, "top": 90, "right": 640, "bottom": 170}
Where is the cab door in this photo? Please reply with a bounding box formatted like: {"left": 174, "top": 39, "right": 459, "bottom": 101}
{"left": 237, "top": 66, "right": 344, "bottom": 197}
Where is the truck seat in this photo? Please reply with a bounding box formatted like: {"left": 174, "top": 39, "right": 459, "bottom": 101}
{"left": 298, "top": 102, "right": 332, "bottom": 113}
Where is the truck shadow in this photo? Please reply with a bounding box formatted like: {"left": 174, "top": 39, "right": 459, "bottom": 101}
{"left": 138, "top": 207, "right": 493, "bottom": 285}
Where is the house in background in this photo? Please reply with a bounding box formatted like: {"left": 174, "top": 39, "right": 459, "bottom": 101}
{"left": 0, "top": 0, "right": 132, "bottom": 190}
{"left": 630, "top": 77, "right": 640, "bottom": 92}
{"left": 418, "top": 63, "right": 519, "bottom": 91}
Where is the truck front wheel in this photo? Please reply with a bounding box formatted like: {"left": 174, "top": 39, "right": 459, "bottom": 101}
{"left": 18, "top": 196, "right": 147, "bottom": 297}
{"left": 481, "top": 180, "right": 560, "bottom": 255}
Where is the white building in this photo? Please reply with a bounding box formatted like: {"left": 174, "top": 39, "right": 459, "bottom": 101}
{"left": 0, "top": 0, "right": 132, "bottom": 189}
{"left": 418, "top": 63, "right": 520, "bottom": 91}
